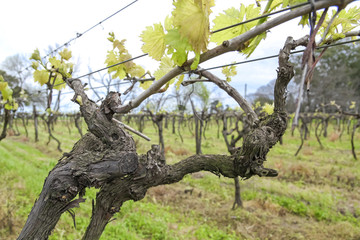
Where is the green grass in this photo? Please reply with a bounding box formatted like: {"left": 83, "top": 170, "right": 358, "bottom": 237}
{"left": 1, "top": 117, "right": 360, "bottom": 239}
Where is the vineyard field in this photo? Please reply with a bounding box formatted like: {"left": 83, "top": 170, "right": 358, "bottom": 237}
{"left": 1, "top": 118, "right": 360, "bottom": 240}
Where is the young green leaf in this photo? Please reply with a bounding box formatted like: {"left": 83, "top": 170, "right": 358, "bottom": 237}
{"left": 154, "top": 56, "right": 175, "bottom": 81}
{"left": 4, "top": 103, "right": 12, "bottom": 110}
{"left": 298, "top": 14, "right": 309, "bottom": 27}
{"left": 108, "top": 32, "right": 115, "bottom": 42}
{"left": 349, "top": 101, "right": 356, "bottom": 109}
{"left": 242, "top": 31, "right": 267, "bottom": 57}
{"left": 53, "top": 73, "right": 66, "bottom": 90}
{"left": 262, "top": 102, "right": 274, "bottom": 115}
{"left": 31, "top": 61, "right": 39, "bottom": 70}
{"left": 190, "top": 52, "right": 201, "bottom": 70}
{"left": 319, "top": 6, "right": 360, "bottom": 43}
{"left": 140, "top": 23, "right": 166, "bottom": 60}
{"left": 127, "top": 64, "right": 146, "bottom": 78}
{"left": 113, "top": 66, "right": 127, "bottom": 80}
{"left": 33, "top": 70, "right": 50, "bottom": 86}
{"left": 164, "top": 29, "right": 192, "bottom": 66}
{"left": 1, "top": 86, "right": 13, "bottom": 102}
{"left": 49, "top": 57, "right": 62, "bottom": 69}
{"left": 105, "top": 51, "right": 126, "bottom": 79}
{"left": 173, "top": 0, "right": 214, "bottom": 53}
{"left": 30, "top": 49, "right": 41, "bottom": 61}
{"left": 106, "top": 33, "right": 147, "bottom": 80}
{"left": 211, "top": 4, "right": 261, "bottom": 46}
{"left": 0, "top": 82, "right": 8, "bottom": 91}
{"left": 113, "top": 39, "right": 127, "bottom": 52}
{"left": 59, "top": 48, "right": 72, "bottom": 61}
{"left": 282, "top": 0, "right": 289, "bottom": 8}
{"left": 5, "top": 100, "right": 18, "bottom": 110}
{"left": 164, "top": 15, "right": 174, "bottom": 31}
{"left": 175, "top": 75, "right": 184, "bottom": 90}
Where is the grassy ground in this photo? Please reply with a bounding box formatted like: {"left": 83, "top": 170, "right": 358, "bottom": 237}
{"left": 0, "top": 117, "right": 359, "bottom": 239}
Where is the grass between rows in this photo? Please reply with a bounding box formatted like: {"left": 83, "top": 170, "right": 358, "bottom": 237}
{"left": 0, "top": 117, "right": 359, "bottom": 239}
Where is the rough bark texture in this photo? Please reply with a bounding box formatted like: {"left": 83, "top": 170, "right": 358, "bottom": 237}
{"left": 45, "top": 113, "right": 62, "bottom": 152}
{"left": 148, "top": 111, "right": 166, "bottom": 159}
{"left": 18, "top": 82, "right": 138, "bottom": 240}
{"left": 74, "top": 112, "right": 83, "bottom": 137}
{"left": 0, "top": 109, "right": 10, "bottom": 141}
{"left": 33, "top": 105, "right": 39, "bottom": 142}
{"left": 18, "top": 36, "right": 309, "bottom": 240}
{"left": 232, "top": 177, "right": 243, "bottom": 209}
{"left": 190, "top": 100, "right": 203, "bottom": 155}
{"left": 20, "top": 115, "right": 28, "bottom": 138}
{"left": 351, "top": 120, "right": 359, "bottom": 160}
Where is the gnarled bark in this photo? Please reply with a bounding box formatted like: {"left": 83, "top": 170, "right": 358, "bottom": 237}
{"left": 19, "top": 36, "right": 309, "bottom": 240}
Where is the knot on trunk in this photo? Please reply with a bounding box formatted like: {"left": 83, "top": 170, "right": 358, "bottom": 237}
{"left": 87, "top": 152, "right": 139, "bottom": 187}
{"left": 235, "top": 113, "right": 288, "bottom": 179}
{"left": 100, "top": 92, "right": 122, "bottom": 121}
{"left": 129, "top": 186, "right": 147, "bottom": 201}
{"left": 144, "top": 145, "right": 166, "bottom": 175}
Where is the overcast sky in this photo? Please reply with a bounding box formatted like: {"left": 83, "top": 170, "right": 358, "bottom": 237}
{"left": 1, "top": 0, "right": 358, "bottom": 111}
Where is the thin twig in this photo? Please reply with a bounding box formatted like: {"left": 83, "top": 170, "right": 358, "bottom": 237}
{"left": 112, "top": 118, "right": 151, "bottom": 141}
{"left": 196, "top": 68, "right": 259, "bottom": 126}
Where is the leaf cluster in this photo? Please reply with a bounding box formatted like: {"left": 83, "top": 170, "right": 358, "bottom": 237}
{"left": 105, "top": 32, "right": 146, "bottom": 82}
{"left": 262, "top": 102, "right": 274, "bottom": 115}
{"left": 141, "top": 0, "right": 214, "bottom": 71}
{"left": 211, "top": 3, "right": 264, "bottom": 57}
{"left": 0, "top": 75, "right": 18, "bottom": 110}
{"left": 30, "top": 48, "right": 74, "bottom": 90}
{"left": 297, "top": 5, "right": 360, "bottom": 43}
{"left": 320, "top": 6, "right": 360, "bottom": 43}
{"left": 139, "top": 0, "right": 321, "bottom": 93}
{"left": 221, "top": 64, "right": 237, "bottom": 82}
